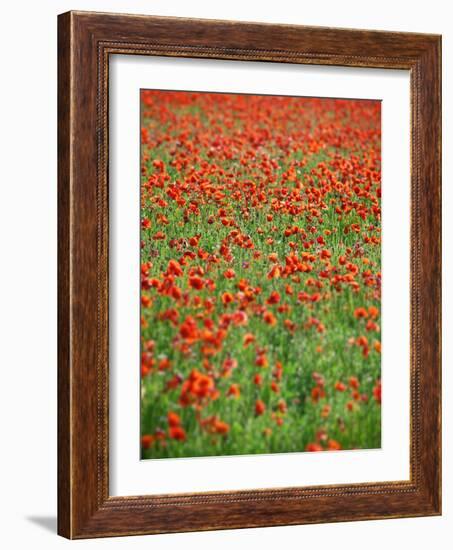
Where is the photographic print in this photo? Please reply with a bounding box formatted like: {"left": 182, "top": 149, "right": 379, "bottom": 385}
{"left": 140, "top": 90, "right": 382, "bottom": 459}
{"left": 58, "top": 13, "right": 441, "bottom": 537}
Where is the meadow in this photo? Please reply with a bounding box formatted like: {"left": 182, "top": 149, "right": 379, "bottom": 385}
{"left": 140, "top": 90, "right": 382, "bottom": 459}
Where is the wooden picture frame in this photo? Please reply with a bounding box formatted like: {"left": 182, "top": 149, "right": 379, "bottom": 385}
{"left": 58, "top": 10, "right": 441, "bottom": 539}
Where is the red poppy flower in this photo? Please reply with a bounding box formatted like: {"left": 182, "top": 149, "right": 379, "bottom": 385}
{"left": 189, "top": 276, "right": 204, "bottom": 290}
{"left": 167, "top": 411, "right": 181, "bottom": 427}
{"left": 169, "top": 426, "right": 186, "bottom": 441}
{"left": 255, "top": 400, "right": 266, "bottom": 416}
{"left": 306, "top": 443, "right": 323, "bottom": 452}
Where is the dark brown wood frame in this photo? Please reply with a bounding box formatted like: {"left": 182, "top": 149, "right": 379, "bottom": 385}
{"left": 58, "top": 10, "right": 441, "bottom": 539}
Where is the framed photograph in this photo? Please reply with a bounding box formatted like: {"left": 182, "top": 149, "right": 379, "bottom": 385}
{"left": 58, "top": 11, "right": 441, "bottom": 538}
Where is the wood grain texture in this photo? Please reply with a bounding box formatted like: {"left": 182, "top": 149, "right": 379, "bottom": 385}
{"left": 57, "top": 10, "right": 72, "bottom": 538}
{"left": 57, "top": 10, "right": 441, "bottom": 539}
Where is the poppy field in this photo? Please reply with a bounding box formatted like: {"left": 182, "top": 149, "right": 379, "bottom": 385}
{"left": 140, "top": 90, "right": 382, "bottom": 459}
